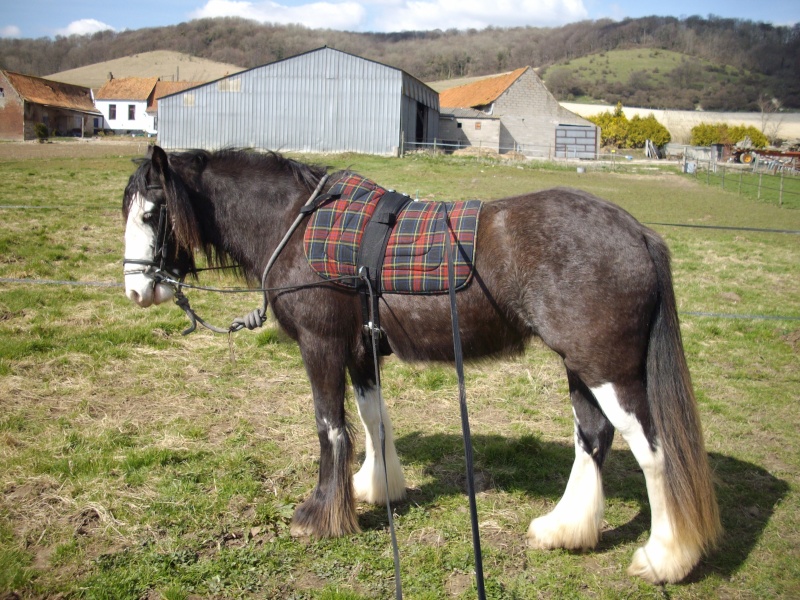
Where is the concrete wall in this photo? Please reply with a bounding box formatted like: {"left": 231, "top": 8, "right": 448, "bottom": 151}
{"left": 438, "top": 115, "right": 501, "bottom": 151}
{"left": 561, "top": 102, "right": 800, "bottom": 144}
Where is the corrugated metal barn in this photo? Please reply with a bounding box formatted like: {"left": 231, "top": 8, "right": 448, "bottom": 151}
{"left": 158, "top": 47, "right": 439, "bottom": 156}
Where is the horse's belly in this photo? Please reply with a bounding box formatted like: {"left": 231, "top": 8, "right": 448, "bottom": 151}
{"left": 381, "top": 287, "right": 529, "bottom": 363}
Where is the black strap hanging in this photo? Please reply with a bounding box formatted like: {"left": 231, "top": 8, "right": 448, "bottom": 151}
{"left": 356, "top": 190, "right": 413, "bottom": 355}
{"left": 442, "top": 203, "right": 487, "bottom": 600}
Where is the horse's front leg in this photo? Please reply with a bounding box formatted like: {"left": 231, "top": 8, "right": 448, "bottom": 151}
{"left": 290, "top": 338, "right": 359, "bottom": 538}
{"left": 349, "top": 361, "right": 406, "bottom": 505}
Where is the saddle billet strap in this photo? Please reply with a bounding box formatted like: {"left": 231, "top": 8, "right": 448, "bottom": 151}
{"left": 356, "top": 190, "right": 413, "bottom": 354}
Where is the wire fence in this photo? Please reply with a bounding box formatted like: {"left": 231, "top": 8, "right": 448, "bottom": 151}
{"left": 682, "top": 158, "right": 800, "bottom": 209}
{"left": 403, "top": 140, "right": 800, "bottom": 209}
{"left": 402, "top": 139, "right": 656, "bottom": 173}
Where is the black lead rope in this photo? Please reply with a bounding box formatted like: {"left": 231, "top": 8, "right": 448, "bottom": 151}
{"left": 359, "top": 269, "right": 403, "bottom": 600}
{"left": 441, "top": 203, "right": 487, "bottom": 600}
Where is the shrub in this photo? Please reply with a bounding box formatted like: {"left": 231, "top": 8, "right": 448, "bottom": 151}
{"left": 588, "top": 104, "right": 670, "bottom": 149}
{"left": 628, "top": 114, "right": 671, "bottom": 147}
{"left": 33, "top": 123, "right": 49, "bottom": 143}
{"left": 587, "top": 103, "right": 629, "bottom": 147}
{"left": 690, "top": 123, "right": 768, "bottom": 148}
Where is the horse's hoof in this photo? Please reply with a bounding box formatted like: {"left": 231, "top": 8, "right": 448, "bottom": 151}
{"left": 289, "top": 521, "right": 315, "bottom": 538}
{"left": 526, "top": 513, "right": 600, "bottom": 551}
{"left": 627, "top": 542, "right": 699, "bottom": 584}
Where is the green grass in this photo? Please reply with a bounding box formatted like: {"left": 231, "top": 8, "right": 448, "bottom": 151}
{"left": 1, "top": 146, "right": 799, "bottom": 598}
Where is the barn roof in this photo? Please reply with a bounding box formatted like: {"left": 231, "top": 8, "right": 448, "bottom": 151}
{"left": 439, "top": 67, "right": 528, "bottom": 109}
{"left": 95, "top": 77, "right": 159, "bottom": 101}
{"left": 146, "top": 81, "right": 197, "bottom": 112}
{"left": 2, "top": 70, "right": 100, "bottom": 114}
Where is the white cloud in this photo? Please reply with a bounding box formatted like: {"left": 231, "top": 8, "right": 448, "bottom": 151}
{"left": 0, "top": 25, "right": 22, "bottom": 38}
{"left": 192, "top": 0, "right": 367, "bottom": 30}
{"left": 368, "top": 0, "right": 589, "bottom": 31}
{"left": 56, "top": 19, "right": 116, "bottom": 37}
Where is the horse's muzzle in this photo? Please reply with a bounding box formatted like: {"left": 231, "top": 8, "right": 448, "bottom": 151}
{"left": 125, "top": 273, "right": 175, "bottom": 307}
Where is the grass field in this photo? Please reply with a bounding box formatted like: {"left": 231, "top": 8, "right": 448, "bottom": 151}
{"left": 1, "top": 142, "right": 799, "bottom": 599}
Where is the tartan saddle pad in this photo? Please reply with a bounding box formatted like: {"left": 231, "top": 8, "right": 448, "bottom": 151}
{"left": 303, "top": 172, "right": 482, "bottom": 294}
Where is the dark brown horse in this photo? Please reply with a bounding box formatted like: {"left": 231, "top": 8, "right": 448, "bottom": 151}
{"left": 122, "top": 146, "right": 720, "bottom": 584}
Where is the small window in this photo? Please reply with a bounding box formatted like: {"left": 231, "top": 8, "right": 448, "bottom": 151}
{"left": 475, "top": 122, "right": 482, "bottom": 130}
{"left": 457, "top": 122, "right": 462, "bottom": 129}
{"left": 109, "top": 104, "right": 116, "bottom": 119}
{"left": 0, "top": 87, "right": 4, "bottom": 97}
{"left": 128, "top": 104, "right": 135, "bottom": 120}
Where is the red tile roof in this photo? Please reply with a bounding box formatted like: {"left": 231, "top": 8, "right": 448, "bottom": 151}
{"left": 146, "top": 81, "right": 197, "bottom": 112}
{"left": 95, "top": 77, "right": 159, "bottom": 101}
{"left": 2, "top": 70, "right": 100, "bottom": 114}
{"left": 439, "top": 67, "right": 529, "bottom": 109}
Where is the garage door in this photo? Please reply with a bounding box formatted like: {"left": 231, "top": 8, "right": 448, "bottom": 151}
{"left": 555, "top": 124, "right": 597, "bottom": 159}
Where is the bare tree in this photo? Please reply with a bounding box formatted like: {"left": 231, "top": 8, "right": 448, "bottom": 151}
{"left": 758, "top": 94, "right": 785, "bottom": 144}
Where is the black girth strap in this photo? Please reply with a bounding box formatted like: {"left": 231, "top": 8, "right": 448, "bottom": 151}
{"left": 356, "top": 190, "right": 413, "bottom": 355}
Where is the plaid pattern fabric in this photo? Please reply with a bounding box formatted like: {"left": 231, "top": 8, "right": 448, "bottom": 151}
{"left": 304, "top": 172, "right": 482, "bottom": 294}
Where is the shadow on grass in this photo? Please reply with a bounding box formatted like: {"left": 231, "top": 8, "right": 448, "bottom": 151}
{"left": 359, "top": 431, "right": 789, "bottom": 582}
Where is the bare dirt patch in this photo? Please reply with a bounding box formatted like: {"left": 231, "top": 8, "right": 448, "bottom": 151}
{"left": 0, "top": 140, "right": 146, "bottom": 160}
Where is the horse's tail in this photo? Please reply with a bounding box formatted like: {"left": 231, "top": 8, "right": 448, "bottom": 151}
{"left": 643, "top": 228, "right": 722, "bottom": 555}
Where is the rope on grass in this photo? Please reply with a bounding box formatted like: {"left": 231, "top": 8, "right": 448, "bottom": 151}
{"left": 645, "top": 222, "right": 800, "bottom": 235}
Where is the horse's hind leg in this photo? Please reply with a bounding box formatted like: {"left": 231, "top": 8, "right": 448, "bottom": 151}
{"left": 590, "top": 381, "right": 698, "bottom": 584}
{"left": 290, "top": 339, "right": 359, "bottom": 538}
{"left": 349, "top": 362, "right": 406, "bottom": 505}
{"left": 528, "top": 370, "right": 614, "bottom": 550}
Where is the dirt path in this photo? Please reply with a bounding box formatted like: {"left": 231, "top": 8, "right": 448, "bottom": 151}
{"left": 0, "top": 139, "right": 148, "bottom": 160}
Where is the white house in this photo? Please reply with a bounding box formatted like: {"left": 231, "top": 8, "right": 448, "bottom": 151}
{"left": 94, "top": 77, "right": 159, "bottom": 134}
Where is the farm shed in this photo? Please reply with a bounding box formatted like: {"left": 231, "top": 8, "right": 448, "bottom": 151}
{"left": 157, "top": 47, "right": 439, "bottom": 155}
{"left": 438, "top": 67, "right": 599, "bottom": 158}
{"left": 0, "top": 70, "right": 100, "bottom": 140}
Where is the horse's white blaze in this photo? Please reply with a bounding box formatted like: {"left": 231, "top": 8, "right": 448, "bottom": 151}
{"left": 123, "top": 193, "right": 174, "bottom": 307}
{"left": 591, "top": 383, "right": 694, "bottom": 583}
{"left": 527, "top": 411, "right": 604, "bottom": 550}
{"left": 353, "top": 383, "right": 406, "bottom": 504}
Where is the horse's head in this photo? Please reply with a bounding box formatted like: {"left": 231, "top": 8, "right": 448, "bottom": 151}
{"left": 122, "top": 145, "right": 202, "bottom": 308}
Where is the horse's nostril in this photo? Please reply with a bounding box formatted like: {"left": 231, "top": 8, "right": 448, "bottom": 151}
{"left": 129, "top": 290, "right": 141, "bottom": 305}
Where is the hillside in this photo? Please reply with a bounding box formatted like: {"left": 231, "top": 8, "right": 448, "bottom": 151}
{"left": 46, "top": 50, "right": 245, "bottom": 89}
{"left": 1, "top": 16, "right": 798, "bottom": 110}
{"left": 540, "top": 48, "right": 767, "bottom": 110}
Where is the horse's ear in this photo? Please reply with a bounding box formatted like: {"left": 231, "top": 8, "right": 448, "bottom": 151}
{"left": 150, "top": 146, "right": 170, "bottom": 181}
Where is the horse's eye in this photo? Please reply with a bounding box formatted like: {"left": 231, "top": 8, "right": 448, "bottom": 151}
{"left": 142, "top": 212, "right": 157, "bottom": 225}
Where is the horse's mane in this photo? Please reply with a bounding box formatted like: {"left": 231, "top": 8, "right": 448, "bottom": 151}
{"left": 124, "top": 148, "right": 329, "bottom": 280}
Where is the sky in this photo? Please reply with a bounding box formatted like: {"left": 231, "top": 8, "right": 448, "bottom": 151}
{"left": 1, "top": 0, "right": 798, "bottom": 39}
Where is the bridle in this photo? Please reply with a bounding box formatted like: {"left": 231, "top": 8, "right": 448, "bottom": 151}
{"left": 122, "top": 184, "right": 177, "bottom": 279}
{"left": 123, "top": 174, "right": 334, "bottom": 335}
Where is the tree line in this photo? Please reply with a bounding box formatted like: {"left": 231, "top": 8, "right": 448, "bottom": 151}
{"left": 1, "top": 15, "right": 798, "bottom": 109}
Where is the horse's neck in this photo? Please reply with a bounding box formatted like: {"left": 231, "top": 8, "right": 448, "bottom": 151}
{"left": 205, "top": 170, "right": 307, "bottom": 276}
